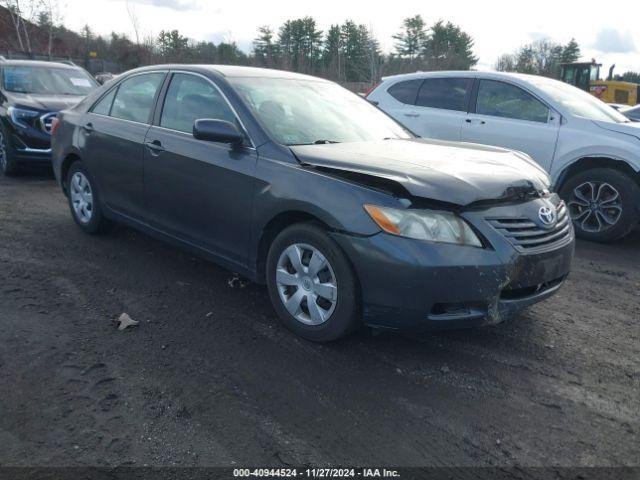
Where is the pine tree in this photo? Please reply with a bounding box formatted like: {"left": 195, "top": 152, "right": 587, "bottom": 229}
{"left": 560, "top": 38, "right": 581, "bottom": 64}
{"left": 423, "top": 21, "right": 478, "bottom": 70}
{"left": 392, "top": 15, "right": 427, "bottom": 60}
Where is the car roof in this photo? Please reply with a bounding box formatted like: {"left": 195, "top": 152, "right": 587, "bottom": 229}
{"left": 380, "top": 70, "right": 561, "bottom": 85}
{"left": 0, "top": 59, "right": 80, "bottom": 69}
{"left": 127, "top": 64, "right": 329, "bottom": 82}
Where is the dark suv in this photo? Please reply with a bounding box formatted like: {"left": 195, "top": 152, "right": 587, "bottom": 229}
{"left": 52, "top": 65, "right": 574, "bottom": 342}
{"left": 0, "top": 59, "right": 98, "bottom": 175}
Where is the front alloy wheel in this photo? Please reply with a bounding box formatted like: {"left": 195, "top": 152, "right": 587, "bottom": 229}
{"left": 266, "top": 223, "right": 359, "bottom": 342}
{"left": 0, "top": 129, "right": 17, "bottom": 175}
{"left": 567, "top": 181, "right": 622, "bottom": 233}
{"left": 276, "top": 243, "right": 338, "bottom": 326}
{"left": 560, "top": 167, "right": 640, "bottom": 242}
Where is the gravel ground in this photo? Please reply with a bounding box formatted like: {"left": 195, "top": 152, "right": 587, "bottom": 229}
{"left": 0, "top": 171, "right": 638, "bottom": 469}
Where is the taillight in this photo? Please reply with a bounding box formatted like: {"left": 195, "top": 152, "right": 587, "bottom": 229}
{"left": 50, "top": 117, "right": 60, "bottom": 136}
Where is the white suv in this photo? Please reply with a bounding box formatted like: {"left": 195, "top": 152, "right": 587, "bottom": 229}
{"left": 368, "top": 71, "right": 640, "bottom": 242}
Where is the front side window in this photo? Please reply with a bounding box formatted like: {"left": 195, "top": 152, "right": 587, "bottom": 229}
{"left": 415, "top": 78, "right": 471, "bottom": 111}
{"left": 476, "top": 80, "right": 549, "bottom": 123}
{"left": 229, "top": 77, "right": 411, "bottom": 146}
{"left": 387, "top": 79, "right": 422, "bottom": 104}
{"left": 160, "top": 73, "right": 236, "bottom": 133}
{"left": 1, "top": 66, "right": 96, "bottom": 95}
{"left": 110, "top": 73, "right": 164, "bottom": 124}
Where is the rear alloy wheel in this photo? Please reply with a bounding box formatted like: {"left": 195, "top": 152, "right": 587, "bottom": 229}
{"left": 0, "top": 128, "right": 18, "bottom": 176}
{"left": 266, "top": 223, "right": 359, "bottom": 342}
{"left": 560, "top": 167, "right": 640, "bottom": 242}
{"left": 70, "top": 171, "right": 94, "bottom": 224}
{"left": 66, "top": 161, "right": 113, "bottom": 234}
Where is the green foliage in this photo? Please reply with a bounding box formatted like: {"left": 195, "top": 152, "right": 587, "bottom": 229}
{"left": 496, "top": 38, "right": 582, "bottom": 79}
{"left": 423, "top": 20, "right": 478, "bottom": 70}
{"left": 560, "top": 38, "right": 580, "bottom": 64}
{"left": 618, "top": 71, "right": 640, "bottom": 84}
{"left": 392, "top": 15, "right": 427, "bottom": 60}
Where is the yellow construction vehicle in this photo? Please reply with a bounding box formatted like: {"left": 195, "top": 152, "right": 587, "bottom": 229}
{"left": 560, "top": 61, "right": 639, "bottom": 106}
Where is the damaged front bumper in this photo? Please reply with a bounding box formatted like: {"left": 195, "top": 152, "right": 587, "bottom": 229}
{"left": 330, "top": 197, "right": 575, "bottom": 332}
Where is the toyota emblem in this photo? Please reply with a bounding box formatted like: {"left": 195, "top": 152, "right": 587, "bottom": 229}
{"left": 538, "top": 206, "right": 557, "bottom": 227}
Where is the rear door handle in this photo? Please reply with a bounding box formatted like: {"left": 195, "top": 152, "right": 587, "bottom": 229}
{"left": 403, "top": 112, "right": 420, "bottom": 118}
{"left": 82, "top": 122, "right": 94, "bottom": 133}
{"left": 145, "top": 140, "right": 165, "bottom": 154}
{"left": 465, "top": 119, "right": 486, "bottom": 125}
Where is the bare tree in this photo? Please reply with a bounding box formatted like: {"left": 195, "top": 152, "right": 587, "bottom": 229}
{"left": 2, "top": 0, "right": 26, "bottom": 52}
{"left": 126, "top": 0, "right": 141, "bottom": 46}
{"left": 38, "top": 0, "right": 63, "bottom": 58}
{"left": 2, "top": 0, "right": 41, "bottom": 55}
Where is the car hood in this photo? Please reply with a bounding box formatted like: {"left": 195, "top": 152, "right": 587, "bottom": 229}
{"left": 290, "top": 138, "right": 551, "bottom": 206}
{"left": 5, "top": 92, "right": 85, "bottom": 112}
{"left": 593, "top": 120, "right": 640, "bottom": 140}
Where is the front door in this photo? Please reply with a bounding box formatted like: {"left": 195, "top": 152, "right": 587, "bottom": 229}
{"left": 461, "top": 79, "right": 560, "bottom": 171}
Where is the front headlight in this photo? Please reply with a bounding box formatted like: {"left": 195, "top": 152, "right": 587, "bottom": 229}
{"left": 8, "top": 106, "right": 40, "bottom": 129}
{"left": 364, "top": 204, "right": 482, "bottom": 247}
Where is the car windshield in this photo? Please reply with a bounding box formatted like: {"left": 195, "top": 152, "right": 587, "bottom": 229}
{"left": 229, "top": 77, "right": 412, "bottom": 145}
{"left": 2, "top": 66, "right": 97, "bottom": 95}
{"left": 533, "top": 79, "right": 630, "bottom": 123}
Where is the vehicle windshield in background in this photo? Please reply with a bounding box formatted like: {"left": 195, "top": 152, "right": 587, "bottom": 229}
{"left": 533, "top": 79, "right": 630, "bottom": 123}
{"left": 229, "top": 77, "right": 412, "bottom": 145}
{"left": 2, "top": 66, "right": 97, "bottom": 96}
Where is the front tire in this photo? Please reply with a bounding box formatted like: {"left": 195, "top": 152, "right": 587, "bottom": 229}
{"left": 0, "top": 126, "right": 19, "bottom": 176}
{"left": 66, "top": 161, "right": 113, "bottom": 234}
{"left": 560, "top": 167, "right": 640, "bottom": 242}
{"left": 266, "top": 223, "right": 360, "bottom": 342}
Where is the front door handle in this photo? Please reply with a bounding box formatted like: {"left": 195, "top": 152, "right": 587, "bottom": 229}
{"left": 403, "top": 112, "right": 420, "bottom": 118}
{"left": 145, "top": 140, "right": 165, "bottom": 154}
{"left": 465, "top": 119, "right": 486, "bottom": 125}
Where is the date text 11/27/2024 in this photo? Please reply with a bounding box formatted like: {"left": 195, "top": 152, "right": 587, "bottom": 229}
{"left": 233, "top": 468, "right": 401, "bottom": 478}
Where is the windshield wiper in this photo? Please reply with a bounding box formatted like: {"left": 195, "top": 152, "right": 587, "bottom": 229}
{"left": 287, "top": 140, "right": 341, "bottom": 146}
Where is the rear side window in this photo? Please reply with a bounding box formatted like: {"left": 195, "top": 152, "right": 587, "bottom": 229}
{"left": 416, "top": 78, "right": 471, "bottom": 111}
{"left": 91, "top": 89, "right": 116, "bottom": 116}
{"left": 387, "top": 80, "right": 422, "bottom": 104}
{"left": 110, "top": 73, "right": 164, "bottom": 124}
{"left": 160, "top": 73, "right": 236, "bottom": 133}
{"left": 476, "top": 80, "right": 549, "bottom": 123}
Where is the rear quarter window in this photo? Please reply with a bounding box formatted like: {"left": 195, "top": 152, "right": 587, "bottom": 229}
{"left": 386, "top": 79, "right": 422, "bottom": 104}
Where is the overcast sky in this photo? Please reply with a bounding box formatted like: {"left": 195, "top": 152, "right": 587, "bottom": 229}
{"left": 60, "top": 0, "right": 640, "bottom": 73}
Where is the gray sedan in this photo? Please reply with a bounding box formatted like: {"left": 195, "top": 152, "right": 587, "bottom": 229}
{"left": 51, "top": 65, "right": 574, "bottom": 341}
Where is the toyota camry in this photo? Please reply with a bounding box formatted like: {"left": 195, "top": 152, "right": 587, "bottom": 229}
{"left": 51, "top": 65, "right": 574, "bottom": 341}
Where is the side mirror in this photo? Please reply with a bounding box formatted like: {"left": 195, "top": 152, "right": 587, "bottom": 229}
{"left": 193, "top": 119, "right": 244, "bottom": 146}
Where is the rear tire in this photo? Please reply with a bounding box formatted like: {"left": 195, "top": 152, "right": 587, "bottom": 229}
{"left": 66, "top": 161, "right": 113, "bottom": 234}
{"left": 266, "top": 223, "right": 360, "bottom": 342}
{"left": 559, "top": 167, "right": 640, "bottom": 242}
{"left": 0, "top": 126, "right": 19, "bottom": 176}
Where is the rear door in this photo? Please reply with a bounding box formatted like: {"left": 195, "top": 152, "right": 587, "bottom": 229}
{"left": 402, "top": 77, "right": 473, "bottom": 141}
{"left": 82, "top": 71, "right": 166, "bottom": 218}
{"left": 143, "top": 71, "right": 257, "bottom": 266}
{"left": 372, "top": 78, "right": 422, "bottom": 128}
{"left": 461, "top": 79, "right": 560, "bottom": 170}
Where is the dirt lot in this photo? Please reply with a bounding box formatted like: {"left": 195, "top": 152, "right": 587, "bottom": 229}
{"left": 0, "top": 171, "right": 638, "bottom": 469}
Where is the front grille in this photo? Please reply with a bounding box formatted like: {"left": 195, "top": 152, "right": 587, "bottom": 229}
{"left": 39, "top": 112, "right": 57, "bottom": 134}
{"left": 488, "top": 202, "right": 572, "bottom": 251}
